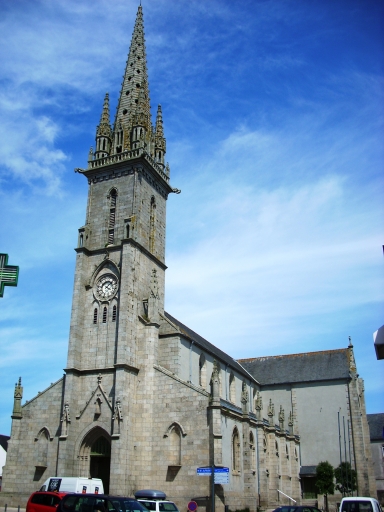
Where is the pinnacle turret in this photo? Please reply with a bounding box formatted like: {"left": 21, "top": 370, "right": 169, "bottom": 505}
{"left": 95, "top": 93, "right": 112, "bottom": 159}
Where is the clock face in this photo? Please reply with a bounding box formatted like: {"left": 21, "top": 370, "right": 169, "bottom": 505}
{"left": 96, "top": 275, "right": 118, "bottom": 300}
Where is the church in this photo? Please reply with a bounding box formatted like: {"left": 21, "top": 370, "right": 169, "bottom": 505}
{"left": 0, "top": 6, "right": 376, "bottom": 511}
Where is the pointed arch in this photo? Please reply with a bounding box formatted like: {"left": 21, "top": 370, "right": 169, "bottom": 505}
{"left": 229, "top": 372, "right": 236, "bottom": 403}
{"left": 164, "top": 422, "right": 185, "bottom": 467}
{"left": 77, "top": 426, "right": 111, "bottom": 491}
{"left": 34, "top": 427, "right": 51, "bottom": 468}
{"left": 199, "top": 353, "right": 206, "bottom": 388}
{"left": 232, "top": 426, "right": 240, "bottom": 472}
{"left": 89, "top": 260, "right": 120, "bottom": 289}
{"left": 163, "top": 421, "right": 187, "bottom": 438}
{"left": 249, "top": 431, "right": 256, "bottom": 470}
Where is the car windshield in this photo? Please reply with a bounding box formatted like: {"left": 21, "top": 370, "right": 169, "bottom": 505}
{"left": 342, "top": 503, "right": 374, "bottom": 512}
{"left": 107, "top": 500, "right": 148, "bottom": 512}
{"left": 159, "top": 505, "right": 178, "bottom": 512}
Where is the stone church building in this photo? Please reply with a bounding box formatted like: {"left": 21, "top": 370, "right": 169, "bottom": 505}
{"left": 0, "top": 6, "right": 376, "bottom": 511}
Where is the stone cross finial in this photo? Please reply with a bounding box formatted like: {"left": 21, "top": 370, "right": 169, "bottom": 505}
{"left": 268, "top": 398, "right": 275, "bottom": 424}
{"left": 255, "top": 391, "right": 263, "bottom": 420}
{"left": 12, "top": 377, "right": 23, "bottom": 419}
{"left": 241, "top": 381, "right": 249, "bottom": 413}
{"left": 288, "top": 410, "right": 294, "bottom": 434}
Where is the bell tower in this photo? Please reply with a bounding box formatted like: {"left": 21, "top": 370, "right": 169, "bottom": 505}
{"left": 57, "top": 5, "right": 178, "bottom": 491}
{"left": 68, "top": 4, "right": 174, "bottom": 370}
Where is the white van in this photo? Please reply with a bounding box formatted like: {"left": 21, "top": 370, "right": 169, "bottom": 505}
{"left": 340, "top": 497, "right": 383, "bottom": 512}
{"left": 39, "top": 477, "right": 104, "bottom": 494}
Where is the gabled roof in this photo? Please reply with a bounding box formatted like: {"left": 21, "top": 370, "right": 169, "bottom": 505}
{"left": 0, "top": 435, "right": 10, "bottom": 452}
{"left": 367, "top": 413, "right": 384, "bottom": 441}
{"left": 238, "top": 349, "right": 351, "bottom": 385}
{"left": 163, "top": 312, "right": 258, "bottom": 383}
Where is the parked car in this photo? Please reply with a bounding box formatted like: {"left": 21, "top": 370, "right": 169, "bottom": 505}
{"left": 27, "top": 491, "right": 68, "bottom": 512}
{"left": 340, "top": 497, "right": 383, "bottom": 512}
{"left": 272, "top": 507, "right": 322, "bottom": 512}
{"left": 134, "top": 489, "right": 180, "bottom": 512}
{"left": 58, "top": 493, "right": 150, "bottom": 512}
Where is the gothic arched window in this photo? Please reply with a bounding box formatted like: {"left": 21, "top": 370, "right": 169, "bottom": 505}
{"left": 167, "top": 424, "right": 182, "bottom": 466}
{"left": 35, "top": 428, "right": 50, "bottom": 468}
{"left": 199, "top": 353, "right": 206, "bottom": 388}
{"left": 102, "top": 307, "right": 107, "bottom": 323}
{"left": 250, "top": 431, "right": 256, "bottom": 469}
{"left": 112, "top": 305, "right": 117, "bottom": 322}
{"left": 232, "top": 427, "right": 240, "bottom": 472}
{"left": 93, "top": 308, "right": 98, "bottom": 324}
{"left": 229, "top": 372, "right": 236, "bottom": 403}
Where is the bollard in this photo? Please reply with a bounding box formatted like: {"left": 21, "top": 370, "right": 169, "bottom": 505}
{"left": 5, "top": 504, "right": 7, "bottom": 512}
{"left": 18, "top": 506, "right": 21, "bottom": 512}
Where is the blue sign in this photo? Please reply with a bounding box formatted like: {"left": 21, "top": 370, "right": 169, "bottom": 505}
{"left": 197, "top": 467, "right": 212, "bottom": 475}
{"left": 214, "top": 467, "right": 229, "bottom": 484}
{"left": 196, "top": 467, "right": 229, "bottom": 483}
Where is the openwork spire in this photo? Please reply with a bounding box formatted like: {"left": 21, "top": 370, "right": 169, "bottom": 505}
{"left": 113, "top": 5, "right": 151, "bottom": 139}
{"left": 88, "top": 4, "right": 169, "bottom": 179}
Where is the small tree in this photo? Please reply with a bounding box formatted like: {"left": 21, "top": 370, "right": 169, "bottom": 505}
{"left": 335, "top": 462, "right": 357, "bottom": 496}
{"left": 316, "top": 461, "right": 335, "bottom": 512}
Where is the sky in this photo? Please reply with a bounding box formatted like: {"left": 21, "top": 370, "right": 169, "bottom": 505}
{"left": 0, "top": 0, "right": 383, "bottom": 436}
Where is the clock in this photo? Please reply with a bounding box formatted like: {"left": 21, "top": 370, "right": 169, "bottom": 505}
{"left": 96, "top": 275, "right": 118, "bottom": 300}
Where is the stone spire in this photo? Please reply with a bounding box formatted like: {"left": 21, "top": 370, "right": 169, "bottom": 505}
{"left": 112, "top": 5, "right": 152, "bottom": 153}
{"left": 95, "top": 93, "right": 112, "bottom": 159}
{"left": 155, "top": 105, "right": 166, "bottom": 168}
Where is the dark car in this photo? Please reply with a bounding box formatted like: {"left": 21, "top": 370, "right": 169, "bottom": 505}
{"left": 58, "top": 493, "right": 149, "bottom": 512}
{"left": 27, "top": 492, "right": 68, "bottom": 512}
{"left": 273, "top": 507, "right": 322, "bottom": 512}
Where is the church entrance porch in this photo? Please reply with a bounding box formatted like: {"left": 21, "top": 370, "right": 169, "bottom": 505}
{"left": 79, "top": 428, "right": 111, "bottom": 494}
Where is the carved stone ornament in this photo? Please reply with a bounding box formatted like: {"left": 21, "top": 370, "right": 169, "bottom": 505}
{"left": 60, "top": 401, "right": 71, "bottom": 437}
{"left": 112, "top": 396, "right": 123, "bottom": 436}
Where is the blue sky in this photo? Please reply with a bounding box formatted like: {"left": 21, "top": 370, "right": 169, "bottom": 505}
{"left": 0, "top": 0, "right": 383, "bottom": 436}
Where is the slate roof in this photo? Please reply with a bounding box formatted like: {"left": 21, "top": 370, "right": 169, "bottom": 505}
{"left": 367, "top": 413, "right": 384, "bottom": 441}
{"left": 0, "top": 435, "right": 10, "bottom": 452}
{"left": 299, "top": 465, "right": 317, "bottom": 476}
{"left": 164, "top": 311, "right": 258, "bottom": 383}
{"left": 237, "top": 349, "right": 350, "bottom": 385}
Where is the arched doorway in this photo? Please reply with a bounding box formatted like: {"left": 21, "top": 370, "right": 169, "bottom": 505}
{"left": 90, "top": 436, "right": 111, "bottom": 493}
{"left": 79, "top": 428, "right": 111, "bottom": 494}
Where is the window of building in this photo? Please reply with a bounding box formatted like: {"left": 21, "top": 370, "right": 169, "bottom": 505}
{"left": 250, "top": 431, "right": 256, "bottom": 469}
{"left": 168, "top": 424, "right": 182, "bottom": 466}
{"left": 108, "top": 189, "right": 117, "bottom": 245}
{"left": 93, "top": 308, "right": 98, "bottom": 324}
{"left": 112, "top": 305, "right": 117, "bottom": 321}
{"left": 199, "top": 353, "right": 206, "bottom": 388}
{"left": 102, "top": 307, "right": 107, "bottom": 323}
{"left": 229, "top": 372, "right": 236, "bottom": 403}
{"left": 232, "top": 427, "right": 240, "bottom": 472}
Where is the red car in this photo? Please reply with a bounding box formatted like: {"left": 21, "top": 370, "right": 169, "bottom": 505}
{"left": 26, "top": 491, "right": 68, "bottom": 512}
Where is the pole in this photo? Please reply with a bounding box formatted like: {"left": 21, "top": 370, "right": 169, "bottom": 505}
{"left": 338, "top": 411, "right": 343, "bottom": 497}
{"left": 347, "top": 419, "right": 353, "bottom": 497}
{"left": 343, "top": 416, "right": 348, "bottom": 495}
{"left": 211, "top": 464, "right": 215, "bottom": 512}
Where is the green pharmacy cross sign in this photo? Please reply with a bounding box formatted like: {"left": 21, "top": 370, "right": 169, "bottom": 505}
{"left": 0, "top": 254, "right": 19, "bottom": 298}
